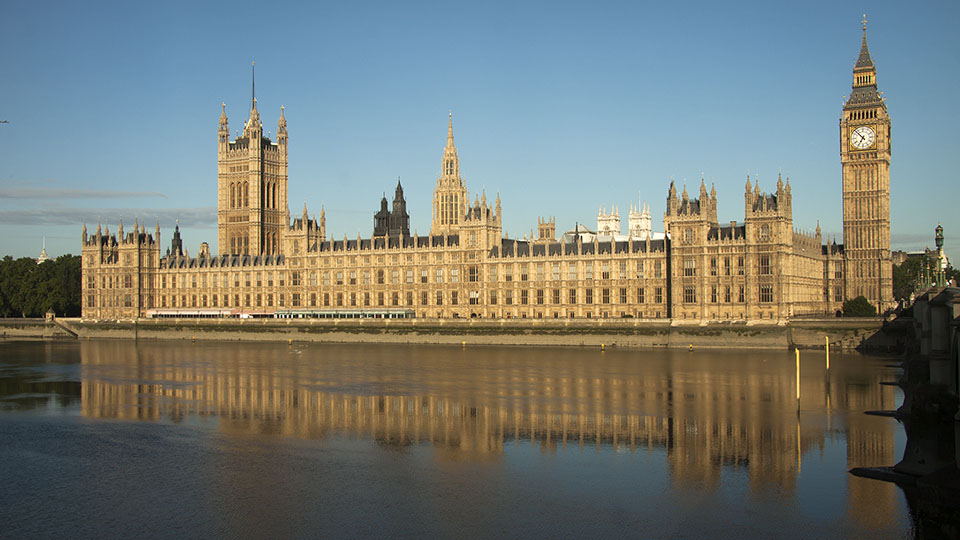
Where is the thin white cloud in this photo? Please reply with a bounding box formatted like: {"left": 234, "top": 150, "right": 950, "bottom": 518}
{"left": 891, "top": 232, "right": 940, "bottom": 249}
{"left": 0, "top": 207, "right": 217, "bottom": 227}
{"left": 0, "top": 187, "right": 167, "bottom": 199}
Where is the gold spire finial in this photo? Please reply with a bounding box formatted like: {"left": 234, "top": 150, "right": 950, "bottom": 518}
{"left": 862, "top": 13, "right": 867, "bottom": 31}
{"left": 446, "top": 110, "right": 455, "bottom": 148}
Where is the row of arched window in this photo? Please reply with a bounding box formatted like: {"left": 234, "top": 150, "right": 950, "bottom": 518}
{"left": 230, "top": 182, "right": 249, "bottom": 208}
{"left": 264, "top": 232, "right": 279, "bottom": 254}
{"left": 849, "top": 109, "right": 877, "bottom": 121}
{"left": 229, "top": 235, "right": 250, "bottom": 255}
{"left": 438, "top": 194, "right": 459, "bottom": 226}
{"left": 229, "top": 181, "right": 280, "bottom": 209}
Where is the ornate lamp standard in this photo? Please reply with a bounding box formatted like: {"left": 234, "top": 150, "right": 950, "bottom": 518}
{"left": 933, "top": 223, "right": 947, "bottom": 288}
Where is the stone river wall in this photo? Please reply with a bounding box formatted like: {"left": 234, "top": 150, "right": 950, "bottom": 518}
{"left": 2, "top": 316, "right": 903, "bottom": 352}
{"left": 0, "top": 318, "right": 75, "bottom": 340}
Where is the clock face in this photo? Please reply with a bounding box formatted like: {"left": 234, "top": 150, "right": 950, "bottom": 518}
{"left": 850, "top": 125, "right": 876, "bottom": 149}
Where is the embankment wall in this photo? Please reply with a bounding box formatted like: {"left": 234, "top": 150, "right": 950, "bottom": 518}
{"left": 0, "top": 319, "right": 75, "bottom": 339}
{"left": 12, "top": 317, "right": 901, "bottom": 352}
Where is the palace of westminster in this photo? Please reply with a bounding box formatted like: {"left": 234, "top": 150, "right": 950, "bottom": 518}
{"left": 81, "top": 22, "right": 894, "bottom": 322}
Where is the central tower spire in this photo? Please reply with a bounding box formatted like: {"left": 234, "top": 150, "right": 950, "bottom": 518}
{"left": 446, "top": 110, "right": 454, "bottom": 148}
{"left": 430, "top": 111, "right": 468, "bottom": 236}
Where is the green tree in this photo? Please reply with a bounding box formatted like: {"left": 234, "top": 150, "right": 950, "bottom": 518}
{"left": 0, "top": 254, "right": 81, "bottom": 317}
{"left": 892, "top": 256, "right": 924, "bottom": 303}
{"left": 947, "top": 264, "right": 960, "bottom": 286}
{"left": 842, "top": 295, "right": 877, "bottom": 317}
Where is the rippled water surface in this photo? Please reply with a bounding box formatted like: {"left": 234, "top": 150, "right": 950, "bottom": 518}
{"left": 0, "top": 340, "right": 911, "bottom": 539}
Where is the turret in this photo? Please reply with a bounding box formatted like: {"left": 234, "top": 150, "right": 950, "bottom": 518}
{"left": 170, "top": 221, "right": 183, "bottom": 257}
{"left": 391, "top": 178, "right": 410, "bottom": 237}
{"left": 320, "top": 206, "right": 326, "bottom": 240}
{"left": 218, "top": 102, "right": 229, "bottom": 149}
{"left": 277, "top": 105, "right": 287, "bottom": 147}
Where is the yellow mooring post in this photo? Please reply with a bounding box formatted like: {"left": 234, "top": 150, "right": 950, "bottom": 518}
{"left": 825, "top": 336, "right": 830, "bottom": 370}
{"left": 795, "top": 348, "right": 801, "bottom": 413}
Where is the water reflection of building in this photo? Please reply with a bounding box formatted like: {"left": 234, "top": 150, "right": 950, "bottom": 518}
{"left": 79, "top": 341, "right": 897, "bottom": 509}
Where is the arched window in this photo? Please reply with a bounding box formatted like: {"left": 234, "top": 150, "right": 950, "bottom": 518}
{"left": 230, "top": 183, "right": 235, "bottom": 208}
{"left": 272, "top": 184, "right": 277, "bottom": 209}
{"left": 243, "top": 182, "right": 249, "bottom": 207}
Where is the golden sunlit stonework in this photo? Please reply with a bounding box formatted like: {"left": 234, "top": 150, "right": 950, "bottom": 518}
{"left": 80, "top": 23, "right": 892, "bottom": 322}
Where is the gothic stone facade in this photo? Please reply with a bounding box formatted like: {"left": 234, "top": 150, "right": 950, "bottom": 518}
{"left": 81, "top": 23, "right": 891, "bottom": 322}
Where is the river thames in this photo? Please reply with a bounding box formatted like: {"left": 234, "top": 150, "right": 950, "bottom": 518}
{"left": 0, "top": 340, "right": 910, "bottom": 538}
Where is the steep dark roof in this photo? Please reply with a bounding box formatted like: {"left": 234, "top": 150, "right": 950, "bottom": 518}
{"left": 752, "top": 193, "right": 779, "bottom": 212}
{"left": 823, "top": 243, "right": 845, "bottom": 256}
{"left": 707, "top": 224, "right": 746, "bottom": 241}
{"left": 855, "top": 30, "right": 874, "bottom": 69}
{"left": 678, "top": 198, "right": 700, "bottom": 215}
{"left": 847, "top": 85, "right": 881, "bottom": 106}
{"left": 847, "top": 28, "right": 882, "bottom": 107}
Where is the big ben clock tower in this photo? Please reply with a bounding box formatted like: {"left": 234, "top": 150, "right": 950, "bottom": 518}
{"left": 840, "top": 15, "right": 893, "bottom": 312}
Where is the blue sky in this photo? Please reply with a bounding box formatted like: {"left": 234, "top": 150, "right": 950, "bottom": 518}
{"left": 1, "top": 0, "right": 957, "bottom": 263}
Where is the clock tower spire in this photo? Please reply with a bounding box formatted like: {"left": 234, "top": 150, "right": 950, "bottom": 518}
{"left": 840, "top": 14, "right": 893, "bottom": 312}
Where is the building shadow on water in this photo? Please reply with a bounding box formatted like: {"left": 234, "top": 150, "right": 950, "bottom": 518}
{"left": 851, "top": 288, "right": 960, "bottom": 540}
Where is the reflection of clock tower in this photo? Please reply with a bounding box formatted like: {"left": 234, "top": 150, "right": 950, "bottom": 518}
{"left": 840, "top": 15, "right": 892, "bottom": 312}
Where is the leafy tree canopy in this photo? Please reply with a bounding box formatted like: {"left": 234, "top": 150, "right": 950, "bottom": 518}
{"left": 842, "top": 295, "right": 877, "bottom": 317}
{"left": 0, "top": 255, "right": 81, "bottom": 317}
